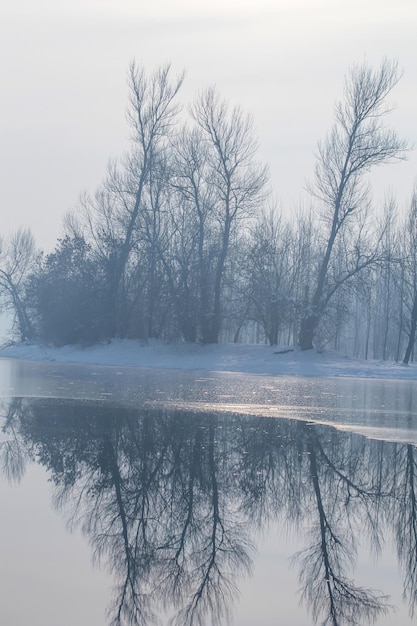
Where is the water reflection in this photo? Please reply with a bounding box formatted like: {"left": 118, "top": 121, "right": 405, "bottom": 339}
{"left": 2, "top": 397, "right": 417, "bottom": 625}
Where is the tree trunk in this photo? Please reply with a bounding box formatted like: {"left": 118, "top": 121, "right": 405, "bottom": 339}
{"left": 298, "top": 313, "right": 318, "bottom": 351}
{"left": 403, "top": 294, "right": 417, "bottom": 365}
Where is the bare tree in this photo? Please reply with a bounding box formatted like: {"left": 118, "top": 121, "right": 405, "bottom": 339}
{"left": 243, "top": 206, "right": 297, "bottom": 345}
{"left": 402, "top": 188, "right": 417, "bottom": 364}
{"left": 299, "top": 58, "right": 409, "bottom": 350}
{"left": 169, "top": 127, "right": 216, "bottom": 342}
{"left": 0, "top": 227, "right": 37, "bottom": 340}
{"left": 190, "top": 88, "right": 268, "bottom": 343}
{"left": 100, "top": 63, "right": 184, "bottom": 336}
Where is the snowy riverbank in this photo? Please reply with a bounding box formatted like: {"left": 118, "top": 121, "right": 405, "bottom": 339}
{"left": 0, "top": 339, "right": 415, "bottom": 380}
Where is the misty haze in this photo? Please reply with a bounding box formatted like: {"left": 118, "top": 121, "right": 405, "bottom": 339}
{"left": 1, "top": 3, "right": 417, "bottom": 624}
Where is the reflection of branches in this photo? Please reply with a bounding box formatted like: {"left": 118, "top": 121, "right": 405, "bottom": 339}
{"left": 0, "top": 398, "right": 28, "bottom": 483}
{"left": 237, "top": 418, "right": 309, "bottom": 532}
{"left": 0, "top": 438, "right": 26, "bottom": 483}
{"left": 294, "top": 427, "right": 390, "bottom": 625}
{"left": 170, "top": 420, "right": 253, "bottom": 626}
{"left": 391, "top": 444, "right": 417, "bottom": 616}
{"left": 103, "top": 434, "right": 156, "bottom": 626}
{"left": 297, "top": 536, "right": 388, "bottom": 626}
{"left": 315, "top": 434, "right": 387, "bottom": 555}
{"left": 5, "top": 398, "right": 416, "bottom": 626}
{"left": 20, "top": 402, "right": 254, "bottom": 626}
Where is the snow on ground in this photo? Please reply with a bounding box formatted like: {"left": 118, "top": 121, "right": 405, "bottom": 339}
{"left": 0, "top": 339, "right": 416, "bottom": 380}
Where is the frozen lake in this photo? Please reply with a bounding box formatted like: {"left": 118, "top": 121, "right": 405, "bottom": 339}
{"left": 1, "top": 358, "right": 417, "bottom": 625}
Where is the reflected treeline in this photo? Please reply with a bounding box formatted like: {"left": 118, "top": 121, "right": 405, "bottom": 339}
{"left": 2, "top": 398, "right": 417, "bottom": 625}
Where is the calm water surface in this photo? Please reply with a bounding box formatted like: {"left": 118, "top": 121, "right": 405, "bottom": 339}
{"left": 1, "top": 358, "right": 417, "bottom": 626}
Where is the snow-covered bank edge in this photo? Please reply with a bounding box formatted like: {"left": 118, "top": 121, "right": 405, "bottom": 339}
{"left": 0, "top": 339, "right": 416, "bottom": 380}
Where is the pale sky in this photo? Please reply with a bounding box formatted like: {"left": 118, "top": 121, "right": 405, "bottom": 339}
{"left": 1, "top": 0, "right": 416, "bottom": 251}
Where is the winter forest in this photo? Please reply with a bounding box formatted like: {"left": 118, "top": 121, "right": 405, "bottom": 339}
{"left": 1, "top": 58, "right": 416, "bottom": 363}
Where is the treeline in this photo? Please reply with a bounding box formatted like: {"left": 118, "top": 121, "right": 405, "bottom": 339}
{"left": 0, "top": 59, "right": 416, "bottom": 362}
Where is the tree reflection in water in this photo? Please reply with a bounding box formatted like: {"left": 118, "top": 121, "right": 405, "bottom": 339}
{"left": 1, "top": 397, "right": 417, "bottom": 625}
{"left": 293, "top": 423, "right": 390, "bottom": 625}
